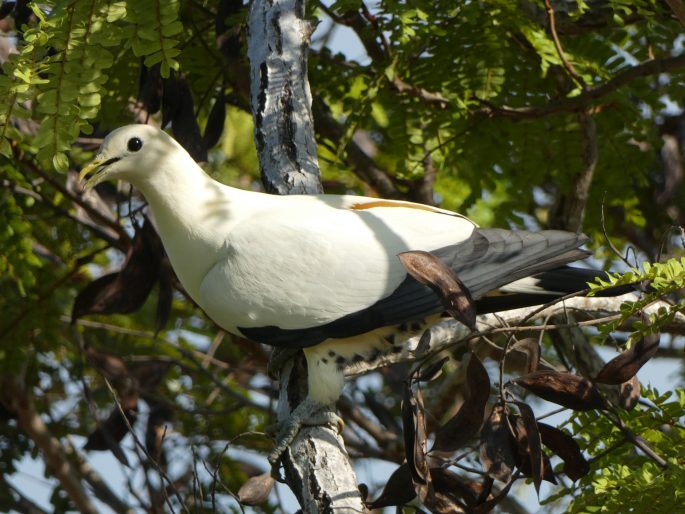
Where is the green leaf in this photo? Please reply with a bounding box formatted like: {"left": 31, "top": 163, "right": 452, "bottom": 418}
{"left": 52, "top": 152, "right": 69, "bottom": 172}
{"left": 0, "top": 137, "right": 11, "bottom": 157}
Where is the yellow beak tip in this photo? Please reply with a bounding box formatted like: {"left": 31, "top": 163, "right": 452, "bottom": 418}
{"left": 78, "top": 160, "right": 103, "bottom": 190}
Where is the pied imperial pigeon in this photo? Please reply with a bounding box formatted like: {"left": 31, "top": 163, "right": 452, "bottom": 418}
{"left": 80, "top": 125, "right": 599, "bottom": 462}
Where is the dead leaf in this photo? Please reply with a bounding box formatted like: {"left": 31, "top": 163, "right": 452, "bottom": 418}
{"left": 537, "top": 422, "right": 589, "bottom": 481}
{"left": 85, "top": 347, "right": 129, "bottom": 382}
{"left": 506, "top": 338, "right": 540, "bottom": 375}
{"left": 364, "top": 391, "right": 401, "bottom": 433}
{"left": 155, "top": 256, "right": 174, "bottom": 333}
{"left": 137, "top": 64, "right": 162, "bottom": 115}
{"left": 203, "top": 92, "right": 226, "bottom": 148}
{"left": 420, "top": 486, "right": 469, "bottom": 514}
{"left": 130, "top": 359, "right": 171, "bottom": 391}
{"left": 0, "top": 404, "right": 16, "bottom": 421}
{"left": 509, "top": 417, "right": 557, "bottom": 488}
{"left": 430, "top": 467, "right": 479, "bottom": 508}
{"left": 432, "top": 354, "right": 490, "bottom": 452}
{"left": 513, "top": 371, "right": 605, "bottom": 411}
{"left": 398, "top": 251, "right": 477, "bottom": 330}
{"left": 72, "top": 220, "right": 164, "bottom": 321}
{"left": 145, "top": 400, "right": 173, "bottom": 467}
{"left": 594, "top": 332, "right": 660, "bottom": 385}
{"left": 237, "top": 472, "right": 275, "bottom": 506}
{"left": 512, "top": 402, "right": 544, "bottom": 493}
{"left": 366, "top": 463, "right": 416, "bottom": 509}
{"left": 403, "top": 383, "right": 429, "bottom": 484}
{"left": 479, "top": 403, "right": 516, "bottom": 482}
{"left": 619, "top": 376, "right": 641, "bottom": 410}
{"left": 417, "top": 356, "right": 449, "bottom": 382}
{"left": 0, "top": 2, "right": 15, "bottom": 20}
{"left": 84, "top": 392, "right": 138, "bottom": 465}
{"left": 163, "top": 72, "right": 207, "bottom": 162}
{"left": 472, "top": 478, "right": 516, "bottom": 514}
{"left": 416, "top": 329, "right": 433, "bottom": 355}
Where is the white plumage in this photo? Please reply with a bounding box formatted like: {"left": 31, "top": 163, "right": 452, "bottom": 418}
{"left": 80, "top": 125, "right": 595, "bottom": 459}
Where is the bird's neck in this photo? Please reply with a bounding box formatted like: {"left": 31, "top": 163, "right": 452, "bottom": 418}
{"left": 134, "top": 159, "right": 251, "bottom": 300}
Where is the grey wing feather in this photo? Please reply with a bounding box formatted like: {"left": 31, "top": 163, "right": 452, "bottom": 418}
{"left": 439, "top": 229, "right": 591, "bottom": 298}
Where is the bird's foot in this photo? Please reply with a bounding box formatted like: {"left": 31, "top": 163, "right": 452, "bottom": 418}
{"left": 268, "top": 398, "right": 343, "bottom": 466}
{"left": 267, "top": 348, "right": 301, "bottom": 379}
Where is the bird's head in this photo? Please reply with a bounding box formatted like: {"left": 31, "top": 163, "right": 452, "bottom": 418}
{"left": 79, "top": 124, "right": 179, "bottom": 190}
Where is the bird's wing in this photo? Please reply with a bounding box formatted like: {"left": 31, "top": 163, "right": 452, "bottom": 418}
{"left": 199, "top": 195, "right": 590, "bottom": 348}
{"left": 198, "top": 195, "right": 477, "bottom": 345}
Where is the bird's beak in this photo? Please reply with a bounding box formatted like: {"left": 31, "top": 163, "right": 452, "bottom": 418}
{"left": 78, "top": 156, "right": 113, "bottom": 190}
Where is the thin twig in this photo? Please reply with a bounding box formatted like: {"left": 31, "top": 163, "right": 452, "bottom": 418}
{"left": 587, "top": 437, "right": 629, "bottom": 463}
{"left": 555, "top": 111, "right": 597, "bottom": 232}
{"left": 390, "top": 76, "right": 449, "bottom": 105}
{"left": 544, "top": 0, "right": 587, "bottom": 89}
{"left": 603, "top": 410, "right": 668, "bottom": 468}
{"left": 14, "top": 150, "right": 130, "bottom": 244}
{"left": 207, "top": 433, "right": 264, "bottom": 513}
{"left": 601, "top": 193, "right": 636, "bottom": 268}
{"left": 2, "top": 177, "right": 120, "bottom": 247}
{"left": 535, "top": 406, "right": 567, "bottom": 421}
{"left": 103, "top": 378, "right": 189, "bottom": 514}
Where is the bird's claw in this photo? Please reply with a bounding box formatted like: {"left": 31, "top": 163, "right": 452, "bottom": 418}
{"left": 268, "top": 398, "right": 343, "bottom": 467}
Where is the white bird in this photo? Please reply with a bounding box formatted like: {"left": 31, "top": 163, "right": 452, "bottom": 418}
{"left": 80, "top": 124, "right": 597, "bottom": 461}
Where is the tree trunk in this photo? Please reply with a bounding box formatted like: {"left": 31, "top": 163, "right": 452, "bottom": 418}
{"left": 247, "top": 0, "right": 364, "bottom": 511}
{"left": 247, "top": 0, "right": 323, "bottom": 195}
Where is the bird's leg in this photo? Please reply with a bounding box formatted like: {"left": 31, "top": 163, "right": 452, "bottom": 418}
{"left": 268, "top": 345, "right": 348, "bottom": 467}
{"left": 267, "top": 398, "right": 343, "bottom": 465}
{"left": 267, "top": 347, "right": 300, "bottom": 379}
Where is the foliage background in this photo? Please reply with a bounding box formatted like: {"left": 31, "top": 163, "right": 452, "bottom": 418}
{"left": 1, "top": 0, "right": 685, "bottom": 512}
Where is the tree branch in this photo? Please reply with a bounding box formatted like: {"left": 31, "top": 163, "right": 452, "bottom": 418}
{"left": 69, "top": 443, "right": 136, "bottom": 514}
{"left": 278, "top": 358, "right": 364, "bottom": 513}
{"left": 343, "top": 294, "right": 684, "bottom": 378}
{"left": 475, "top": 54, "right": 685, "bottom": 119}
{"left": 390, "top": 76, "right": 449, "bottom": 105}
{"left": 14, "top": 152, "right": 130, "bottom": 248}
{"left": 0, "top": 376, "right": 98, "bottom": 514}
{"left": 317, "top": 1, "right": 388, "bottom": 63}
{"left": 550, "top": 111, "right": 598, "bottom": 231}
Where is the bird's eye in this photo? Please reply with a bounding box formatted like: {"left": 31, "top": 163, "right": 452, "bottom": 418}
{"left": 127, "top": 137, "right": 143, "bottom": 152}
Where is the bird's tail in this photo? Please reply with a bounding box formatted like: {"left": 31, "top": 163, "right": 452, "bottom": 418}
{"left": 474, "top": 266, "right": 625, "bottom": 313}
{"left": 433, "top": 228, "right": 626, "bottom": 313}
